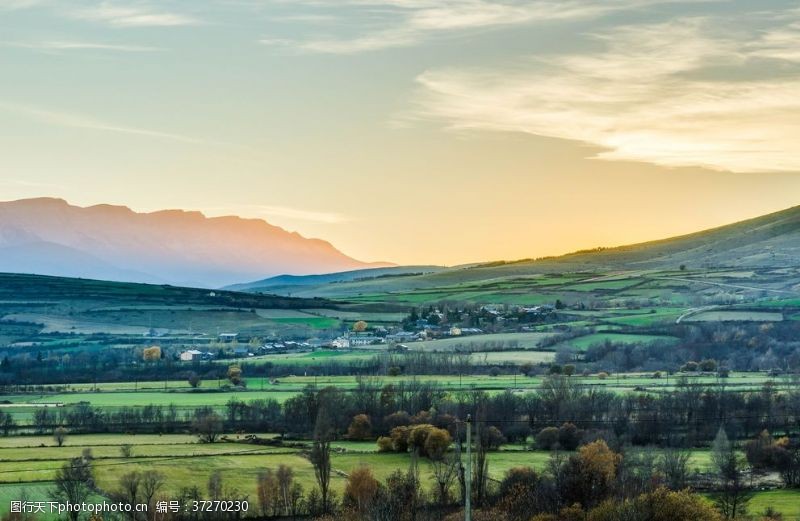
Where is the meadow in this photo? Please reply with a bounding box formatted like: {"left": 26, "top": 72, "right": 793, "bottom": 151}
{"left": 3, "top": 433, "right": 799, "bottom": 519}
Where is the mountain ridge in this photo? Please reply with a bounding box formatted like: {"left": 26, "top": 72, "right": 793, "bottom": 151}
{"left": 0, "top": 197, "right": 389, "bottom": 287}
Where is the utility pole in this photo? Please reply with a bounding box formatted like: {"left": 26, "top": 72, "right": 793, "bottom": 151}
{"left": 465, "top": 414, "right": 472, "bottom": 521}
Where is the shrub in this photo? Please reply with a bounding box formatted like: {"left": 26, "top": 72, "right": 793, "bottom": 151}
{"left": 536, "top": 427, "right": 560, "bottom": 450}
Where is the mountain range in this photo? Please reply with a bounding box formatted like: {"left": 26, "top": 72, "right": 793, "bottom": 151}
{"left": 0, "top": 198, "right": 387, "bottom": 287}
{"left": 1, "top": 198, "right": 798, "bottom": 292}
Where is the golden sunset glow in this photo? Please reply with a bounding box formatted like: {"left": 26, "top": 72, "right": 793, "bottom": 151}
{"left": 2, "top": 1, "right": 799, "bottom": 266}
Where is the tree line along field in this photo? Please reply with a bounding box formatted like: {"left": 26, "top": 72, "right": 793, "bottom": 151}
{"left": 2, "top": 433, "right": 799, "bottom": 519}
{"left": 3, "top": 372, "right": 799, "bottom": 433}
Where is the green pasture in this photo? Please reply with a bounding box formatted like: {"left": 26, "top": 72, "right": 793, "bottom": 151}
{"left": 471, "top": 350, "right": 555, "bottom": 364}
{"left": 232, "top": 349, "right": 380, "bottom": 366}
{"left": 684, "top": 310, "right": 784, "bottom": 322}
{"left": 748, "top": 489, "right": 800, "bottom": 519}
{"left": 411, "top": 332, "right": 555, "bottom": 351}
{"left": 303, "top": 309, "right": 407, "bottom": 323}
{"left": 558, "top": 333, "right": 680, "bottom": 351}
{"left": 2, "top": 431, "right": 799, "bottom": 519}
{"left": 603, "top": 308, "right": 684, "bottom": 326}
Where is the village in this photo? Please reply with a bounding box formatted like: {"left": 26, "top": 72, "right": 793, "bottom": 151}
{"left": 175, "top": 304, "right": 556, "bottom": 362}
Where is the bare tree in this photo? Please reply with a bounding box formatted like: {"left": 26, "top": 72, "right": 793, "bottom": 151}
{"left": 472, "top": 417, "right": 489, "bottom": 507}
{"left": 659, "top": 446, "right": 691, "bottom": 490}
{"left": 276, "top": 464, "right": 294, "bottom": 515}
{"left": 114, "top": 471, "right": 142, "bottom": 521}
{"left": 431, "top": 451, "right": 459, "bottom": 506}
{"left": 193, "top": 410, "right": 223, "bottom": 443}
{"left": 53, "top": 426, "right": 67, "bottom": 447}
{"left": 310, "top": 408, "right": 333, "bottom": 514}
{"left": 141, "top": 471, "right": 165, "bottom": 516}
{"left": 51, "top": 456, "right": 94, "bottom": 521}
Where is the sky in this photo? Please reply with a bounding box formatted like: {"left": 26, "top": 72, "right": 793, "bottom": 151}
{"left": 1, "top": 0, "right": 800, "bottom": 266}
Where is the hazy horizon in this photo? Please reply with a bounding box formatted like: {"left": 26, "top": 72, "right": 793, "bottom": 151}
{"left": 3, "top": 195, "right": 799, "bottom": 271}
{"left": 2, "top": 0, "right": 800, "bottom": 266}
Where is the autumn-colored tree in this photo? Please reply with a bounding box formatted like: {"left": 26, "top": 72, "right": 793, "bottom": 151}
{"left": 390, "top": 426, "right": 410, "bottom": 452}
{"left": 587, "top": 487, "right": 723, "bottom": 521}
{"left": 142, "top": 346, "right": 161, "bottom": 361}
{"left": 580, "top": 440, "right": 620, "bottom": 483}
{"left": 495, "top": 467, "right": 544, "bottom": 521}
{"left": 353, "top": 320, "right": 368, "bottom": 332}
{"left": 227, "top": 365, "right": 243, "bottom": 385}
{"left": 347, "top": 414, "right": 373, "bottom": 440}
{"left": 424, "top": 427, "right": 452, "bottom": 460}
{"left": 377, "top": 436, "right": 394, "bottom": 452}
{"left": 556, "top": 440, "right": 621, "bottom": 509}
{"left": 344, "top": 466, "right": 379, "bottom": 513}
{"left": 528, "top": 504, "right": 585, "bottom": 521}
{"left": 408, "top": 424, "right": 435, "bottom": 453}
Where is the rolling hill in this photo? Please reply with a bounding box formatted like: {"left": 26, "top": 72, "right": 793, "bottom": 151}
{"left": 232, "top": 204, "right": 800, "bottom": 299}
{"left": 0, "top": 198, "right": 389, "bottom": 287}
{"left": 226, "top": 265, "right": 446, "bottom": 293}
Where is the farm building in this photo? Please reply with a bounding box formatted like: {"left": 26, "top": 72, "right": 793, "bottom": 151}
{"left": 179, "top": 349, "right": 203, "bottom": 362}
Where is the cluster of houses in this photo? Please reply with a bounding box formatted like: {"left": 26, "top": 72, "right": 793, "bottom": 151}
{"left": 330, "top": 324, "right": 487, "bottom": 349}
{"left": 174, "top": 303, "right": 558, "bottom": 362}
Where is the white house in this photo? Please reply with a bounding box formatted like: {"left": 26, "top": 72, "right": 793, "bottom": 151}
{"left": 332, "top": 336, "right": 350, "bottom": 348}
{"left": 180, "top": 349, "right": 203, "bottom": 362}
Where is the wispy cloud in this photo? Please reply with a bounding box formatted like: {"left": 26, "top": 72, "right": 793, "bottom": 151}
{"left": 259, "top": 0, "right": 678, "bottom": 53}
{"left": 71, "top": 2, "right": 200, "bottom": 27}
{"left": 255, "top": 205, "right": 351, "bottom": 224}
{"left": 208, "top": 204, "right": 351, "bottom": 224}
{"left": 0, "top": 178, "right": 65, "bottom": 190}
{"left": 0, "top": 102, "right": 207, "bottom": 144}
{"left": 2, "top": 40, "right": 160, "bottom": 52}
{"left": 0, "top": 0, "right": 44, "bottom": 10}
{"left": 412, "top": 14, "right": 800, "bottom": 173}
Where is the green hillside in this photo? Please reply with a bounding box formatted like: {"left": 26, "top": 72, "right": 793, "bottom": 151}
{"left": 233, "top": 205, "right": 800, "bottom": 301}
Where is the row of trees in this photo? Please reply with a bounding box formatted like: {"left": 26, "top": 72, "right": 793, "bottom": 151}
{"left": 9, "top": 377, "right": 800, "bottom": 449}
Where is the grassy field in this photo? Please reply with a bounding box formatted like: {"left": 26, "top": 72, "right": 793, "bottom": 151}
{"left": 471, "top": 350, "right": 555, "bottom": 364}
{"left": 227, "top": 349, "right": 380, "bottom": 366}
{"left": 684, "top": 310, "right": 784, "bottom": 322}
{"left": 748, "top": 489, "right": 800, "bottom": 519}
{"left": 4, "top": 433, "right": 799, "bottom": 519}
{"left": 410, "top": 332, "right": 555, "bottom": 351}
{"left": 557, "top": 333, "right": 680, "bottom": 351}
